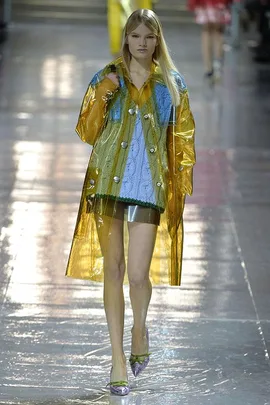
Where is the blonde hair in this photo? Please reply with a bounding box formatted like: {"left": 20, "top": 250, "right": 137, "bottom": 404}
{"left": 121, "top": 9, "right": 180, "bottom": 106}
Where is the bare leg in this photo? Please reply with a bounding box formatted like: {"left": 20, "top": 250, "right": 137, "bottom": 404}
{"left": 212, "top": 23, "right": 224, "bottom": 61}
{"left": 201, "top": 23, "right": 213, "bottom": 73}
{"left": 212, "top": 23, "right": 224, "bottom": 80}
{"left": 95, "top": 214, "right": 127, "bottom": 382}
{"left": 127, "top": 222, "right": 157, "bottom": 354}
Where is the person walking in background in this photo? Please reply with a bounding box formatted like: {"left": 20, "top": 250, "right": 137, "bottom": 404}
{"left": 66, "top": 8, "right": 195, "bottom": 396}
{"left": 188, "top": 0, "right": 232, "bottom": 82}
{"left": 245, "top": 0, "right": 270, "bottom": 62}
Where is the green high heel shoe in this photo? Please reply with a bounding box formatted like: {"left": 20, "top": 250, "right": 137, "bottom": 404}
{"left": 129, "top": 328, "right": 151, "bottom": 377}
{"left": 107, "top": 367, "right": 130, "bottom": 396}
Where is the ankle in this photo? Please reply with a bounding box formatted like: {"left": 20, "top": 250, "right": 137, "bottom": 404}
{"left": 131, "top": 325, "right": 146, "bottom": 336}
{"left": 131, "top": 327, "right": 148, "bottom": 346}
{"left": 204, "top": 70, "right": 213, "bottom": 77}
{"left": 112, "top": 354, "right": 126, "bottom": 366}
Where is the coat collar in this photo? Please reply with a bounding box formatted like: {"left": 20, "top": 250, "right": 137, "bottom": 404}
{"left": 104, "top": 56, "right": 166, "bottom": 86}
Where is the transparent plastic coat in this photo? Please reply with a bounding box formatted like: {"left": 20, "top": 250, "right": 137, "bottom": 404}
{"left": 65, "top": 57, "right": 196, "bottom": 286}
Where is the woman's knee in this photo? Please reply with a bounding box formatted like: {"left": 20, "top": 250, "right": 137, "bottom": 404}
{"left": 129, "top": 272, "right": 150, "bottom": 288}
{"left": 104, "top": 259, "right": 125, "bottom": 283}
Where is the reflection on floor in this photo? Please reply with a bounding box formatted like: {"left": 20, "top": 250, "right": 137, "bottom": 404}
{"left": 0, "top": 22, "right": 270, "bottom": 405}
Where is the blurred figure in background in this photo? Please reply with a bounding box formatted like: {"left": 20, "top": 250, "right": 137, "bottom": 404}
{"left": 245, "top": 0, "right": 270, "bottom": 62}
{"left": 230, "top": 0, "right": 242, "bottom": 48}
{"left": 0, "top": 0, "right": 8, "bottom": 45}
{"left": 108, "top": 0, "right": 153, "bottom": 56}
{"left": 188, "top": 0, "right": 232, "bottom": 82}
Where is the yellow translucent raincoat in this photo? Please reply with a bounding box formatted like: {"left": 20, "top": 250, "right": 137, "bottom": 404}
{"left": 66, "top": 57, "right": 195, "bottom": 286}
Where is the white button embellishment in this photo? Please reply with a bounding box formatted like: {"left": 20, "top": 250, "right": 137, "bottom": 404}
{"left": 121, "top": 141, "right": 128, "bottom": 149}
{"left": 113, "top": 176, "right": 120, "bottom": 183}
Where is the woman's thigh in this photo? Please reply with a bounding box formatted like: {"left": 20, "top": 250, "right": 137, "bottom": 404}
{"left": 127, "top": 221, "right": 157, "bottom": 283}
{"left": 95, "top": 214, "right": 125, "bottom": 278}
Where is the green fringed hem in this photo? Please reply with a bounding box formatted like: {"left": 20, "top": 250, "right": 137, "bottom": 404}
{"left": 94, "top": 193, "right": 165, "bottom": 213}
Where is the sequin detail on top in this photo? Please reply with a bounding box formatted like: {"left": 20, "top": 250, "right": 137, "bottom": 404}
{"left": 119, "top": 115, "right": 156, "bottom": 206}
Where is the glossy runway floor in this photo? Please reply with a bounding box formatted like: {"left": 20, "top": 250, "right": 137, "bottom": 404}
{"left": 0, "top": 22, "right": 270, "bottom": 405}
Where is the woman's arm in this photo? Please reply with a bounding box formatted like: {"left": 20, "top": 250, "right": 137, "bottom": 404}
{"left": 76, "top": 75, "right": 119, "bottom": 146}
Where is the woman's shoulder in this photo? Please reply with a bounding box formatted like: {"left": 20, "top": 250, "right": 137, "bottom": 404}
{"left": 89, "top": 57, "right": 123, "bottom": 86}
{"left": 171, "top": 70, "right": 188, "bottom": 92}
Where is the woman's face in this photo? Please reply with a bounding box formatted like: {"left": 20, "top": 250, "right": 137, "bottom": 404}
{"left": 127, "top": 23, "right": 157, "bottom": 61}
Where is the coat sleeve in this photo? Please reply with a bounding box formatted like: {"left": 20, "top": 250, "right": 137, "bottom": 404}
{"left": 76, "top": 74, "right": 118, "bottom": 146}
{"left": 167, "top": 86, "right": 196, "bottom": 196}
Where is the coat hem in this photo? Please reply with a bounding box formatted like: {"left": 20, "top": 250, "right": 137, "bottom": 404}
{"left": 95, "top": 193, "right": 165, "bottom": 213}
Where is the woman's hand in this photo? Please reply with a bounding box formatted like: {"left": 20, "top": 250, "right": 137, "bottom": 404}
{"left": 106, "top": 73, "right": 120, "bottom": 87}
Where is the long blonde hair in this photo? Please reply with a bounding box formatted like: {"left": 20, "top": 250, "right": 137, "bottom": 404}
{"left": 121, "top": 9, "right": 180, "bottom": 106}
